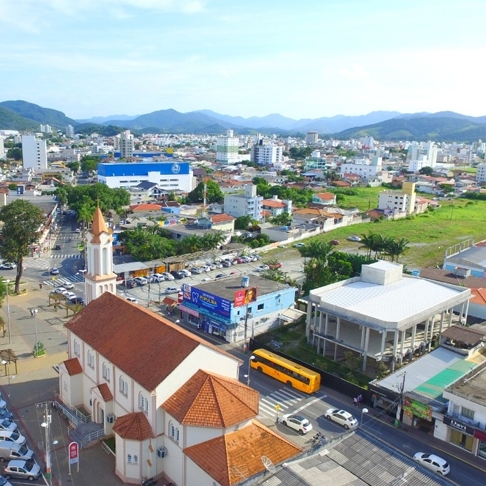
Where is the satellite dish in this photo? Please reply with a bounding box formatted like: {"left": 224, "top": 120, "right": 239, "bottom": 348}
{"left": 261, "top": 455, "right": 276, "bottom": 474}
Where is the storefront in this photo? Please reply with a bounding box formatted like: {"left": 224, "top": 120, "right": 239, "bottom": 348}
{"left": 474, "top": 429, "right": 486, "bottom": 460}
{"left": 443, "top": 416, "right": 475, "bottom": 453}
{"left": 402, "top": 394, "right": 434, "bottom": 430}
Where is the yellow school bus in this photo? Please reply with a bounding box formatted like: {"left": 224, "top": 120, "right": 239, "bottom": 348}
{"left": 250, "top": 348, "right": 321, "bottom": 394}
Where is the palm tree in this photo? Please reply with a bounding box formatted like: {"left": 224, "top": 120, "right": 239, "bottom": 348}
{"left": 384, "top": 237, "right": 410, "bottom": 262}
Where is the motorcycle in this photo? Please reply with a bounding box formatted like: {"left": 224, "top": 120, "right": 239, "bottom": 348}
{"left": 310, "top": 432, "right": 326, "bottom": 445}
{"left": 141, "top": 478, "right": 157, "bottom": 486}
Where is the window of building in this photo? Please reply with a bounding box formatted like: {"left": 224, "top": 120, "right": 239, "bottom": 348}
{"left": 74, "top": 340, "right": 80, "bottom": 357}
{"left": 139, "top": 393, "right": 148, "bottom": 412}
{"left": 257, "top": 303, "right": 264, "bottom": 311}
{"left": 461, "top": 406, "right": 475, "bottom": 420}
{"left": 168, "top": 421, "right": 180, "bottom": 443}
{"left": 119, "top": 376, "right": 128, "bottom": 396}
{"left": 87, "top": 351, "right": 94, "bottom": 368}
{"left": 127, "top": 454, "right": 138, "bottom": 464}
{"left": 102, "top": 363, "right": 110, "bottom": 381}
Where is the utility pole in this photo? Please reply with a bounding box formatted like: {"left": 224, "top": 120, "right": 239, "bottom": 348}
{"left": 394, "top": 372, "right": 406, "bottom": 427}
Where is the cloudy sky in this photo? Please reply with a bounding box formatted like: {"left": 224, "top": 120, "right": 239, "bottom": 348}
{"left": 1, "top": 0, "right": 484, "bottom": 120}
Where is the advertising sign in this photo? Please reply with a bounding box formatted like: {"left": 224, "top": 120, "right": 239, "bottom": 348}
{"left": 443, "top": 416, "right": 475, "bottom": 435}
{"left": 182, "top": 284, "right": 231, "bottom": 317}
{"left": 69, "top": 441, "right": 79, "bottom": 464}
{"left": 403, "top": 396, "right": 432, "bottom": 421}
{"left": 234, "top": 287, "right": 258, "bottom": 308}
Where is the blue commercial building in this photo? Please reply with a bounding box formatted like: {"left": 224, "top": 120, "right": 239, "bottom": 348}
{"left": 178, "top": 275, "right": 297, "bottom": 343}
{"left": 97, "top": 161, "right": 193, "bottom": 192}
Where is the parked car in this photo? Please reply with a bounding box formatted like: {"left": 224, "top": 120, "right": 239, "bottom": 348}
{"left": 133, "top": 277, "right": 148, "bottom": 286}
{"left": 3, "top": 459, "right": 41, "bottom": 481}
{"left": 0, "top": 431, "right": 26, "bottom": 446}
{"left": 0, "top": 474, "right": 12, "bottom": 486}
{"left": 53, "top": 286, "right": 67, "bottom": 295}
{"left": 221, "top": 261, "right": 232, "bottom": 268}
{"left": 191, "top": 267, "right": 204, "bottom": 274}
{"left": 325, "top": 409, "right": 358, "bottom": 429}
{"left": 0, "top": 420, "right": 17, "bottom": 433}
{"left": 256, "top": 265, "right": 269, "bottom": 272}
{"left": 170, "top": 271, "right": 184, "bottom": 280}
{"left": 64, "top": 292, "right": 76, "bottom": 301}
{"left": 230, "top": 271, "right": 238, "bottom": 275}
{"left": 50, "top": 267, "right": 60, "bottom": 275}
{"left": 293, "top": 243, "right": 305, "bottom": 248}
{"left": 165, "top": 287, "right": 181, "bottom": 294}
{"left": 148, "top": 275, "right": 161, "bottom": 283}
{"left": 179, "top": 269, "right": 191, "bottom": 277}
{"left": 63, "top": 282, "right": 75, "bottom": 290}
{"left": 347, "top": 235, "right": 362, "bottom": 242}
{"left": 201, "top": 277, "right": 212, "bottom": 282}
{"left": 161, "top": 272, "right": 175, "bottom": 281}
{"left": 330, "top": 239, "right": 340, "bottom": 245}
{"left": 281, "top": 414, "right": 313, "bottom": 435}
{"left": 68, "top": 296, "right": 85, "bottom": 305}
{"left": 413, "top": 452, "right": 450, "bottom": 476}
{"left": 0, "top": 441, "right": 34, "bottom": 462}
{"left": 215, "top": 273, "right": 226, "bottom": 279}
{"left": 0, "top": 410, "right": 13, "bottom": 421}
{"left": 126, "top": 297, "right": 138, "bottom": 304}
{"left": 153, "top": 273, "right": 167, "bottom": 281}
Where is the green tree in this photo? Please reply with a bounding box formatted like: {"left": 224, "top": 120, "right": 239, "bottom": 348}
{"left": 80, "top": 155, "right": 101, "bottom": 173}
{"left": 7, "top": 147, "right": 22, "bottom": 160}
{"left": 187, "top": 180, "right": 223, "bottom": 204}
{"left": 0, "top": 200, "right": 44, "bottom": 293}
{"left": 66, "top": 161, "right": 80, "bottom": 173}
{"left": 384, "top": 237, "right": 410, "bottom": 262}
{"left": 235, "top": 215, "right": 252, "bottom": 230}
{"left": 270, "top": 212, "right": 292, "bottom": 226}
{"left": 419, "top": 166, "right": 434, "bottom": 175}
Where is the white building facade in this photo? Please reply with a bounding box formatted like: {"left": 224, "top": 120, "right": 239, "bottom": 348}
{"left": 223, "top": 184, "right": 263, "bottom": 221}
{"left": 120, "top": 130, "right": 134, "bottom": 159}
{"left": 340, "top": 156, "right": 382, "bottom": 179}
{"left": 477, "top": 163, "right": 486, "bottom": 184}
{"left": 21, "top": 134, "right": 47, "bottom": 170}
{"left": 251, "top": 142, "right": 283, "bottom": 165}
{"left": 216, "top": 129, "right": 240, "bottom": 164}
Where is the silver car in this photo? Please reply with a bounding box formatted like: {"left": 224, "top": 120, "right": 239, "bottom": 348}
{"left": 4, "top": 460, "right": 41, "bottom": 481}
{"left": 325, "top": 408, "right": 358, "bottom": 429}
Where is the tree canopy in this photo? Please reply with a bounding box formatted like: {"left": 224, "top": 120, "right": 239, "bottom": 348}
{"left": 187, "top": 180, "right": 223, "bottom": 204}
{"left": 80, "top": 155, "right": 101, "bottom": 173}
{"left": 0, "top": 200, "right": 45, "bottom": 293}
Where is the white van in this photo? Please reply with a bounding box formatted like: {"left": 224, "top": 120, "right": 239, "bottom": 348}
{"left": 0, "top": 441, "right": 34, "bottom": 462}
{"left": 0, "top": 431, "right": 26, "bottom": 446}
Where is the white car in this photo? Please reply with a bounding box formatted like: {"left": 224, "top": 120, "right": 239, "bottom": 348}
{"left": 0, "top": 418, "right": 17, "bottom": 432}
{"left": 53, "top": 286, "right": 67, "bottom": 294}
{"left": 0, "top": 430, "right": 26, "bottom": 446}
{"left": 63, "top": 282, "right": 75, "bottom": 290}
{"left": 134, "top": 277, "right": 148, "bottom": 285}
{"left": 281, "top": 414, "right": 313, "bottom": 435}
{"left": 347, "top": 235, "right": 362, "bottom": 242}
{"left": 161, "top": 272, "right": 175, "bottom": 281}
{"left": 165, "top": 287, "right": 181, "bottom": 294}
{"left": 64, "top": 292, "right": 76, "bottom": 300}
{"left": 126, "top": 297, "right": 138, "bottom": 304}
{"left": 325, "top": 409, "right": 358, "bottom": 429}
{"left": 413, "top": 452, "right": 450, "bottom": 476}
{"left": 180, "top": 269, "right": 191, "bottom": 277}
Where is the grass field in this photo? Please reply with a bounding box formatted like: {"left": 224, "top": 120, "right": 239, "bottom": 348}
{"left": 306, "top": 193, "right": 486, "bottom": 269}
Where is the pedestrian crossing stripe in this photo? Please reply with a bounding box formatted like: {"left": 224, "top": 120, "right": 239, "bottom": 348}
{"left": 257, "top": 387, "right": 306, "bottom": 419}
{"left": 50, "top": 254, "right": 82, "bottom": 259}
{"left": 43, "top": 275, "right": 84, "bottom": 287}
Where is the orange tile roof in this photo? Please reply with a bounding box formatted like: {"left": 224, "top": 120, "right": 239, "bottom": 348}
{"left": 211, "top": 213, "right": 235, "bottom": 223}
{"left": 314, "top": 192, "right": 335, "bottom": 200}
{"left": 89, "top": 207, "right": 111, "bottom": 244}
{"left": 470, "top": 288, "right": 486, "bottom": 305}
{"left": 65, "top": 293, "right": 239, "bottom": 392}
{"left": 162, "top": 370, "right": 258, "bottom": 428}
{"left": 184, "top": 420, "right": 301, "bottom": 486}
{"left": 63, "top": 357, "right": 83, "bottom": 376}
{"left": 332, "top": 180, "right": 351, "bottom": 187}
{"left": 112, "top": 412, "right": 154, "bottom": 441}
{"left": 98, "top": 383, "right": 113, "bottom": 402}
{"left": 262, "top": 199, "right": 286, "bottom": 208}
{"left": 129, "top": 203, "right": 162, "bottom": 212}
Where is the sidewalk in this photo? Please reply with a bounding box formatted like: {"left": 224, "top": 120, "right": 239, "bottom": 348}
{"left": 0, "top": 280, "right": 123, "bottom": 486}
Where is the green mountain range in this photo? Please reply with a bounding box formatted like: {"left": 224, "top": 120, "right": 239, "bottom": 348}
{"left": 1, "top": 99, "right": 486, "bottom": 142}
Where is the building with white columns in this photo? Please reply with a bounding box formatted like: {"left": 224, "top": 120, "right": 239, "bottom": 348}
{"left": 306, "top": 261, "right": 471, "bottom": 372}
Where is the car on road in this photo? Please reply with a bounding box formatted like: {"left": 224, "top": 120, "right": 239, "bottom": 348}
{"left": 4, "top": 459, "right": 41, "bottom": 481}
{"left": 165, "top": 287, "right": 181, "bottom": 294}
{"left": 53, "top": 244, "right": 62, "bottom": 250}
{"left": 0, "top": 263, "right": 16, "bottom": 270}
{"left": 330, "top": 240, "right": 339, "bottom": 245}
{"left": 63, "top": 282, "right": 75, "bottom": 290}
{"left": 347, "top": 235, "right": 362, "bottom": 242}
{"left": 215, "top": 273, "right": 226, "bottom": 279}
{"left": 50, "top": 267, "right": 60, "bottom": 275}
{"left": 53, "top": 287, "right": 67, "bottom": 295}
{"left": 281, "top": 414, "right": 313, "bottom": 435}
{"left": 64, "top": 292, "right": 76, "bottom": 300}
{"left": 126, "top": 297, "right": 138, "bottom": 304}
{"left": 74, "top": 228, "right": 80, "bottom": 233}
{"left": 325, "top": 409, "right": 358, "bottom": 429}
{"left": 413, "top": 452, "right": 450, "bottom": 476}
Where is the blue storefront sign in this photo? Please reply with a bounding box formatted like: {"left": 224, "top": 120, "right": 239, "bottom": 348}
{"left": 182, "top": 284, "right": 231, "bottom": 318}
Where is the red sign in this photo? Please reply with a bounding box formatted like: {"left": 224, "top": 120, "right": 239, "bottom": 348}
{"left": 234, "top": 287, "right": 257, "bottom": 307}
{"left": 69, "top": 442, "right": 79, "bottom": 464}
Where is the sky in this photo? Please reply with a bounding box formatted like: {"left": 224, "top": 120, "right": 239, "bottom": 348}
{"left": 2, "top": 0, "right": 485, "bottom": 121}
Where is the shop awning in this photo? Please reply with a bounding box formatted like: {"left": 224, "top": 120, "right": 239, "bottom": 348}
{"left": 179, "top": 305, "right": 199, "bottom": 317}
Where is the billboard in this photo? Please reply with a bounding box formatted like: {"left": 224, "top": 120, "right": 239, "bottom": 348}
{"left": 182, "top": 284, "right": 231, "bottom": 317}
{"left": 234, "top": 287, "right": 258, "bottom": 308}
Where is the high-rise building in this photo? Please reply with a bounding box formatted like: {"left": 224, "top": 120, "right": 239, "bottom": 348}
{"left": 0, "top": 136, "right": 5, "bottom": 161}
{"left": 39, "top": 124, "right": 52, "bottom": 133}
{"left": 306, "top": 131, "right": 318, "bottom": 144}
{"left": 216, "top": 129, "right": 240, "bottom": 164}
{"left": 21, "top": 135, "right": 47, "bottom": 170}
{"left": 251, "top": 138, "right": 283, "bottom": 165}
{"left": 66, "top": 125, "right": 74, "bottom": 138}
{"left": 224, "top": 184, "right": 263, "bottom": 221}
{"left": 119, "top": 130, "right": 134, "bottom": 159}
{"left": 407, "top": 142, "right": 438, "bottom": 171}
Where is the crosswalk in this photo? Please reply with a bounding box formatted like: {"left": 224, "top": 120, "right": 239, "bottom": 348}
{"left": 50, "top": 254, "right": 82, "bottom": 259}
{"left": 42, "top": 273, "right": 84, "bottom": 287}
{"left": 258, "top": 387, "right": 307, "bottom": 420}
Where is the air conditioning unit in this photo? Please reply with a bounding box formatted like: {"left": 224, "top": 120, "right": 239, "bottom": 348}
{"left": 106, "top": 414, "right": 115, "bottom": 424}
{"left": 157, "top": 446, "right": 167, "bottom": 458}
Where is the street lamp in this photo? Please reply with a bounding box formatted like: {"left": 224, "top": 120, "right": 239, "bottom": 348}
{"left": 1, "top": 360, "right": 14, "bottom": 397}
{"left": 394, "top": 371, "right": 407, "bottom": 427}
{"left": 41, "top": 404, "right": 58, "bottom": 485}
{"left": 361, "top": 407, "right": 368, "bottom": 427}
{"left": 244, "top": 356, "right": 255, "bottom": 386}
